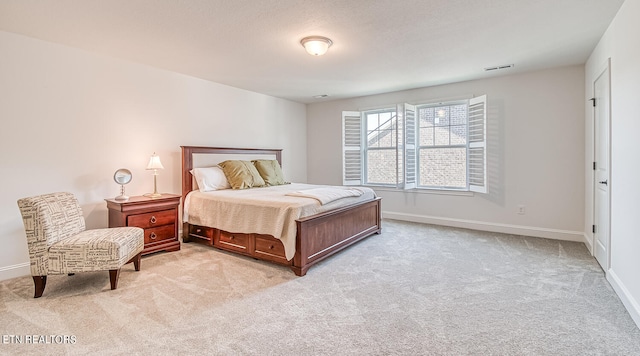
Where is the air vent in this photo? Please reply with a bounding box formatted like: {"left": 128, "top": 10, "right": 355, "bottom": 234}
{"left": 313, "top": 94, "right": 329, "bottom": 99}
{"left": 484, "top": 64, "right": 514, "bottom": 72}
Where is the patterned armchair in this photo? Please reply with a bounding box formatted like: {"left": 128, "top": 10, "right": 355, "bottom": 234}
{"left": 17, "top": 192, "right": 144, "bottom": 298}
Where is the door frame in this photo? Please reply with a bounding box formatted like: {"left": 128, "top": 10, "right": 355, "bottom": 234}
{"left": 592, "top": 58, "right": 612, "bottom": 271}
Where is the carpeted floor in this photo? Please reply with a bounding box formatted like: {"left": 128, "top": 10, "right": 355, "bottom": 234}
{"left": 1, "top": 219, "right": 639, "bottom": 355}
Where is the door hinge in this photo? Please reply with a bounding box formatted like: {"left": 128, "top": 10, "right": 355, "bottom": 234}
{"left": 589, "top": 98, "right": 596, "bottom": 107}
{"left": 592, "top": 225, "right": 596, "bottom": 233}
{"left": 593, "top": 161, "right": 596, "bottom": 170}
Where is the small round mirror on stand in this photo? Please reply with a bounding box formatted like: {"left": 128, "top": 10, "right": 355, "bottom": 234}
{"left": 113, "top": 168, "right": 132, "bottom": 201}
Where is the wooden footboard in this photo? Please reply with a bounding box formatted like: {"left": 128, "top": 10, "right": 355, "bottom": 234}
{"left": 292, "top": 197, "right": 381, "bottom": 276}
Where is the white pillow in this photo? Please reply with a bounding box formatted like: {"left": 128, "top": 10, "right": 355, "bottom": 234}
{"left": 190, "top": 166, "right": 231, "bottom": 192}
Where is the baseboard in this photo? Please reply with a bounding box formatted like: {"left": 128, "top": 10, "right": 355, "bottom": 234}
{"left": 0, "top": 262, "right": 30, "bottom": 282}
{"left": 607, "top": 269, "right": 640, "bottom": 329}
{"left": 382, "top": 211, "right": 584, "bottom": 242}
{"left": 583, "top": 232, "right": 594, "bottom": 254}
{"left": 0, "top": 219, "right": 584, "bottom": 280}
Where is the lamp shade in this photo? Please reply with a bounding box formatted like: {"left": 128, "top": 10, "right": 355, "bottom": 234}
{"left": 300, "top": 36, "right": 333, "bottom": 56}
{"left": 146, "top": 153, "right": 164, "bottom": 170}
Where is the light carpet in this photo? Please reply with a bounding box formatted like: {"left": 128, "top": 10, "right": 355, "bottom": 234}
{"left": 1, "top": 219, "right": 639, "bottom": 355}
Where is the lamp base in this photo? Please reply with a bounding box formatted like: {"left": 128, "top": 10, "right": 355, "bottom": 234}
{"left": 144, "top": 172, "right": 162, "bottom": 198}
{"left": 115, "top": 194, "right": 129, "bottom": 201}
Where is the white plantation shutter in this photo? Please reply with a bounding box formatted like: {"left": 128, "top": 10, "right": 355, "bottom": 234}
{"left": 395, "top": 106, "right": 404, "bottom": 188}
{"left": 403, "top": 103, "right": 417, "bottom": 189}
{"left": 468, "top": 95, "right": 487, "bottom": 193}
{"left": 342, "top": 111, "right": 363, "bottom": 185}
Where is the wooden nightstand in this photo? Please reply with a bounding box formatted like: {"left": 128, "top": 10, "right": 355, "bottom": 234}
{"left": 105, "top": 194, "right": 181, "bottom": 256}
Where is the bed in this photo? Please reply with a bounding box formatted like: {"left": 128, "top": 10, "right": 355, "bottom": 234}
{"left": 181, "top": 146, "right": 382, "bottom": 276}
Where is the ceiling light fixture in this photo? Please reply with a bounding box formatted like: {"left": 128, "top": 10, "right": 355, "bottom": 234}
{"left": 300, "top": 36, "right": 333, "bottom": 56}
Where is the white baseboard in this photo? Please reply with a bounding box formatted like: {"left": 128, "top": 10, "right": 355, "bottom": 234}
{"left": 0, "top": 262, "right": 30, "bottom": 282}
{"left": 607, "top": 269, "right": 640, "bottom": 329}
{"left": 583, "top": 232, "right": 594, "bottom": 254}
{"left": 382, "top": 211, "right": 585, "bottom": 242}
{"left": 0, "top": 218, "right": 586, "bottom": 279}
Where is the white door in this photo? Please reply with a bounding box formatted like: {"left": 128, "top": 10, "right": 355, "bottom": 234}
{"left": 593, "top": 61, "right": 611, "bottom": 271}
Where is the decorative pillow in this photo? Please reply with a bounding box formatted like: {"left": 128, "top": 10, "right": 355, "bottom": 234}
{"left": 253, "top": 159, "right": 288, "bottom": 186}
{"left": 190, "top": 166, "right": 231, "bottom": 192}
{"left": 218, "top": 160, "right": 266, "bottom": 189}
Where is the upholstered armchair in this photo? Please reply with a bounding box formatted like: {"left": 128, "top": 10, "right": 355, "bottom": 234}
{"left": 17, "top": 192, "right": 144, "bottom": 298}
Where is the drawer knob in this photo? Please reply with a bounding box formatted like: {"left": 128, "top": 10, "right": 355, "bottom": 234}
{"left": 150, "top": 216, "right": 157, "bottom": 224}
{"left": 269, "top": 245, "right": 274, "bottom": 250}
{"left": 196, "top": 228, "right": 202, "bottom": 233}
{"left": 150, "top": 232, "right": 157, "bottom": 240}
{"left": 229, "top": 235, "right": 234, "bottom": 240}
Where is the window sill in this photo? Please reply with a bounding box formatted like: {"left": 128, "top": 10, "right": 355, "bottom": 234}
{"left": 365, "top": 186, "right": 474, "bottom": 197}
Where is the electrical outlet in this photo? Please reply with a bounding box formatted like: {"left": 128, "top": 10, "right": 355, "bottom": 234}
{"left": 517, "top": 205, "right": 525, "bottom": 215}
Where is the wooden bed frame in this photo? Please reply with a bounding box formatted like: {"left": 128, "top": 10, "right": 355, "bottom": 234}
{"left": 180, "top": 146, "right": 382, "bottom": 276}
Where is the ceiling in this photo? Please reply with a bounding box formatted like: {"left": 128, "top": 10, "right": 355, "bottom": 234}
{"left": 0, "top": 0, "right": 625, "bottom": 104}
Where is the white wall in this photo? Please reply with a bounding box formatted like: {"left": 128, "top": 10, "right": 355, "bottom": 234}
{"left": 307, "top": 66, "right": 585, "bottom": 241}
{"left": 585, "top": 0, "right": 640, "bottom": 327}
{"left": 0, "top": 31, "right": 307, "bottom": 280}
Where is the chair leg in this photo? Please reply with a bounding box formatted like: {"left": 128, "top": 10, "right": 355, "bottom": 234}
{"left": 124, "top": 252, "right": 142, "bottom": 271}
{"left": 110, "top": 252, "right": 141, "bottom": 290}
{"left": 32, "top": 276, "right": 47, "bottom": 298}
{"left": 132, "top": 252, "right": 141, "bottom": 271}
{"left": 109, "top": 269, "right": 120, "bottom": 290}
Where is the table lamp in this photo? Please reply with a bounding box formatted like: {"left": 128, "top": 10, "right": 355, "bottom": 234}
{"left": 145, "top": 152, "right": 164, "bottom": 198}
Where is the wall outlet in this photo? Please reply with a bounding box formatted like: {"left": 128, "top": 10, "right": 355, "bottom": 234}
{"left": 517, "top": 205, "right": 526, "bottom": 215}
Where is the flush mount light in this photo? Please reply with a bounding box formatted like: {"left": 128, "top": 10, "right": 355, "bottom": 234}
{"left": 300, "top": 36, "right": 333, "bottom": 56}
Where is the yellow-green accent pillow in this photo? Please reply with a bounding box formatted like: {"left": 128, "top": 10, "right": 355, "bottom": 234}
{"left": 218, "top": 160, "right": 266, "bottom": 189}
{"left": 253, "top": 159, "right": 288, "bottom": 186}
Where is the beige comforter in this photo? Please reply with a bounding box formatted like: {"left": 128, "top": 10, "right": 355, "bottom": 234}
{"left": 183, "top": 183, "right": 376, "bottom": 260}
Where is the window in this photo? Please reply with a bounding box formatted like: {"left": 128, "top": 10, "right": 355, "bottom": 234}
{"left": 342, "top": 95, "right": 487, "bottom": 193}
{"left": 417, "top": 102, "right": 468, "bottom": 189}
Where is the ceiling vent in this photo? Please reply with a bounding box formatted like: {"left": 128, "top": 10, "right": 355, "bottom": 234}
{"left": 484, "top": 64, "right": 514, "bottom": 72}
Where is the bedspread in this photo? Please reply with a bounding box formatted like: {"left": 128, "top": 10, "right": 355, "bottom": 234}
{"left": 183, "top": 183, "right": 376, "bottom": 261}
{"left": 285, "top": 187, "right": 364, "bottom": 205}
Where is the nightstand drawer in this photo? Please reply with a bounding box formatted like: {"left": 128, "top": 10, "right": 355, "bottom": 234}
{"left": 254, "top": 235, "right": 287, "bottom": 263}
{"left": 129, "top": 209, "right": 175, "bottom": 229}
{"left": 217, "top": 231, "right": 250, "bottom": 253}
{"left": 144, "top": 224, "right": 176, "bottom": 244}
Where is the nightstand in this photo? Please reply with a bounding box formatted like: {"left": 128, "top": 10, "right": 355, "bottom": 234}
{"left": 105, "top": 194, "right": 181, "bottom": 255}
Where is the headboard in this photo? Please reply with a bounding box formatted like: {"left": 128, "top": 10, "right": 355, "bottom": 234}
{"left": 180, "top": 146, "right": 283, "bottom": 203}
